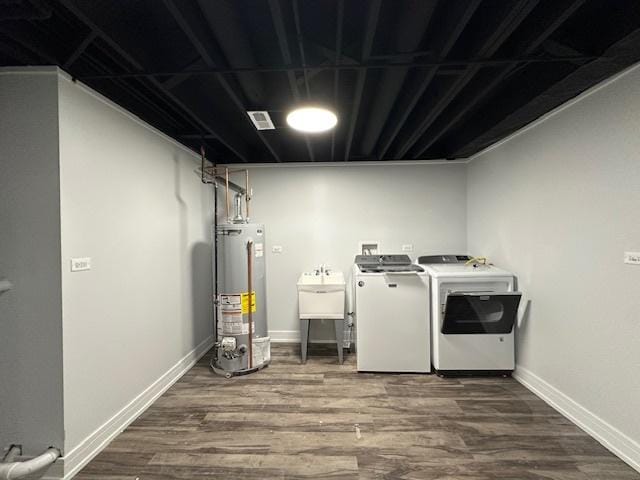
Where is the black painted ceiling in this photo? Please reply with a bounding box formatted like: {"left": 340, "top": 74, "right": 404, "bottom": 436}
{"left": 2, "top": 0, "right": 640, "bottom": 163}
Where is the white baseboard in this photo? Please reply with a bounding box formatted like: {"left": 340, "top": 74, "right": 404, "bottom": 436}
{"left": 514, "top": 365, "right": 640, "bottom": 473}
{"left": 43, "top": 335, "right": 214, "bottom": 480}
{"left": 269, "top": 329, "right": 345, "bottom": 344}
{"left": 269, "top": 330, "right": 301, "bottom": 343}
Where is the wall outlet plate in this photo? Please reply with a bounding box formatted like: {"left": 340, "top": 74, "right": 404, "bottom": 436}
{"left": 272, "top": 245, "right": 283, "bottom": 254}
{"left": 624, "top": 252, "right": 640, "bottom": 265}
{"left": 402, "top": 244, "right": 414, "bottom": 252}
{"left": 71, "top": 257, "right": 91, "bottom": 272}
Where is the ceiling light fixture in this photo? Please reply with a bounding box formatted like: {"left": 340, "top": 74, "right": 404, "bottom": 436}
{"left": 286, "top": 107, "right": 337, "bottom": 133}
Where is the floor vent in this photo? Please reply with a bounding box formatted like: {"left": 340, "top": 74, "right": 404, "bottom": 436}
{"left": 247, "top": 111, "right": 275, "bottom": 130}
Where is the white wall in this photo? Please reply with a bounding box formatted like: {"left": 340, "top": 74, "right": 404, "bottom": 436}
{"left": 467, "top": 64, "right": 640, "bottom": 469}
{"left": 0, "top": 69, "right": 65, "bottom": 455}
{"left": 57, "top": 74, "right": 214, "bottom": 454}
{"left": 245, "top": 163, "right": 467, "bottom": 341}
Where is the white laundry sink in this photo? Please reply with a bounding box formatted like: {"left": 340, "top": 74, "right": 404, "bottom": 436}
{"left": 297, "top": 271, "right": 345, "bottom": 286}
{"left": 297, "top": 271, "right": 345, "bottom": 319}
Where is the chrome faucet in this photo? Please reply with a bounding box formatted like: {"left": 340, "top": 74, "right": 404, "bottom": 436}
{"left": 314, "top": 264, "right": 331, "bottom": 276}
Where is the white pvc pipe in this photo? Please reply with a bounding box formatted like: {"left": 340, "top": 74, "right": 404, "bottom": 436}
{"left": 0, "top": 448, "right": 60, "bottom": 480}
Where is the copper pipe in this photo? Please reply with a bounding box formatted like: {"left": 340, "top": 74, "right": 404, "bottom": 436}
{"left": 245, "top": 169, "right": 250, "bottom": 220}
{"left": 225, "top": 168, "right": 230, "bottom": 221}
{"left": 246, "top": 239, "right": 254, "bottom": 369}
{"left": 200, "top": 145, "right": 205, "bottom": 184}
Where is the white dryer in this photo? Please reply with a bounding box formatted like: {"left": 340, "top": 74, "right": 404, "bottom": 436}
{"left": 418, "top": 255, "right": 521, "bottom": 376}
{"left": 353, "top": 255, "right": 430, "bottom": 373}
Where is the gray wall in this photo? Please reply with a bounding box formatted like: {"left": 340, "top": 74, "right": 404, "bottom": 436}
{"left": 57, "top": 74, "right": 214, "bottom": 452}
{"left": 0, "top": 69, "right": 64, "bottom": 455}
{"left": 245, "top": 163, "right": 467, "bottom": 341}
{"left": 467, "top": 65, "right": 640, "bottom": 452}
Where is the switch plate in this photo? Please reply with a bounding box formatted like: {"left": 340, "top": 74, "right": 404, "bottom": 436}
{"left": 71, "top": 257, "right": 91, "bottom": 272}
{"left": 624, "top": 252, "right": 640, "bottom": 265}
{"left": 272, "top": 245, "right": 283, "bottom": 254}
{"left": 402, "top": 244, "right": 414, "bottom": 252}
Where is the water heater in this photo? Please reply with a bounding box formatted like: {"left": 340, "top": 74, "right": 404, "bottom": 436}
{"left": 213, "top": 222, "right": 270, "bottom": 376}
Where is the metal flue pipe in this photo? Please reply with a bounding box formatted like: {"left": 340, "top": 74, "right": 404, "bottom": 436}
{"left": 232, "top": 193, "right": 244, "bottom": 223}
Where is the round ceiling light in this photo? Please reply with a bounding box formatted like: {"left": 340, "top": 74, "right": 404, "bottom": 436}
{"left": 286, "top": 107, "right": 337, "bottom": 133}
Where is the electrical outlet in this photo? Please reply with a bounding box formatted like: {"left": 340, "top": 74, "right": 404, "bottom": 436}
{"left": 624, "top": 252, "right": 640, "bottom": 265}
{"left": 272, "top": 245, "right": 283, "bottom": 254}
{"left": 71, "top": 257, "right": 91, "bottom": 272}
{"left": 402, "top": 244, "right": 414, "bottom": 252}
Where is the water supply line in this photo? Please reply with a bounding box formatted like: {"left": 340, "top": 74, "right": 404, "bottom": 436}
{"left": 245, "top": 169, "right": 250, "bottom": 220}
{"left": 226, "top": 168, "right": 230, "bottom": 221}
{"left": 0, "top": 446, "right": 60, "bottom": 480}
{"left": 465, "top": 256, "right": 488, "bottom": 266}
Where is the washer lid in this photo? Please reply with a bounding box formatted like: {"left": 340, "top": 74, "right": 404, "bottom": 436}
{"left": 417, "top": 254, "right": 470, "bottom": 264}
{"left": 420, "top": 263, "right": 513, "bottom": 278}
{"left": 355, "top": 254, "right": 424, "bottom": 273}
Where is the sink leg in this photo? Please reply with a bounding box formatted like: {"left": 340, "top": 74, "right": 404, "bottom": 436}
{"left": 300, "top": 319, "right": 310, "bottom": 364}
{"left": 334, "top": 319, "right": 344, "bottom": 364}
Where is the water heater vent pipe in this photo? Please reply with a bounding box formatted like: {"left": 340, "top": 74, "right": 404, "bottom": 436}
{"left": 232, "top": 193, "right": 245, "bottom": 223}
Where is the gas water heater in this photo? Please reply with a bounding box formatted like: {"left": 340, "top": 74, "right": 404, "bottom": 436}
{"left": 212, "top": 193, "right": 270, "bottom": 377}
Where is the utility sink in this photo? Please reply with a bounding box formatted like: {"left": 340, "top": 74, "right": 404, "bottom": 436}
{"left": 297, "top": 271, "right": 345, "bottom": 319}
{"left": 297, "top": 271, "right": 345, "bottom": 286}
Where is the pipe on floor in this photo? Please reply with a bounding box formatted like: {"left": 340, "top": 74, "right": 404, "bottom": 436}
{"left": 0, "top": 447, "right": 60, "bottom": 480}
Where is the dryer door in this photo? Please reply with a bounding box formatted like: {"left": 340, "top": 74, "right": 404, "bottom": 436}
{"left": 442, "top": 292, "right": 521, "bottom": 334}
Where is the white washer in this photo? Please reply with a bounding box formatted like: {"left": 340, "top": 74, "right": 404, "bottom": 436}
{"left": 353, "top": 255, "right": 430, "bottom": 373}
{"left": 418, "top": 255, "right": 521, "bottom": 376}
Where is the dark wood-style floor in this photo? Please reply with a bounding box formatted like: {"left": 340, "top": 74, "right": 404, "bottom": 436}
{"left": 76, "top": 344, "right": 639, "bottom": 479}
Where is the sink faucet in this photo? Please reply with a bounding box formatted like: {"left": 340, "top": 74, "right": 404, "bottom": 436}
{"left": 314, "top": 264, "right": 330, "bottom": 276}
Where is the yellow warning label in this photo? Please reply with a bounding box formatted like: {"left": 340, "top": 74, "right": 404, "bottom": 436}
{"left": 241, "top": 291, "right": 257, "bottom": 314}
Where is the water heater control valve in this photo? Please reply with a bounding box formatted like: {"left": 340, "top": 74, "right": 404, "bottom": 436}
{"left": 221, "top": 337, "right": 237, "bottom": 352}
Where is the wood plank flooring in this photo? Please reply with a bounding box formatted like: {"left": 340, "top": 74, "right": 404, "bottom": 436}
{"left": 76, "top": 344, "right": 639, "bottom": 479}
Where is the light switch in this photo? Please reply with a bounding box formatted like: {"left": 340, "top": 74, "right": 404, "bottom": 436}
{"left": 71, "top": 257, "right": 91, "bottom": 272}
{"left": 402, "top": 244, "right": 414, "bottom": 252}
{"left": 624, "top": 252, "right": 640, "bottom": 265}
{"left": 272, "top": 245, "right": 283, "bottom": 254}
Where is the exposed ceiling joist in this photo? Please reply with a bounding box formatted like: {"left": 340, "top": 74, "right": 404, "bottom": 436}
{"left": 292, "top": 0, "right": 311, "bottom": 99}
{"left": 395, "top": 0, "right": 540, "bottom": 159}
{"left": 0, "top": 23, "right": 58, "bottom": 64}
{"left": 451, "top": 27, "right": 640, "bottom": 157}
{"left": 0, "top": 34, "right": 42, "bottom": 63}
{"left": 83, "top": 53, "right": 183, "bottom": 130}
{"left": 375, "top": 0, "right": 481, "bottom": 160}
{"left": 359, "top": 0, "right": 437, "bottom": 157}
{"left": 268, "top": 0, "right": 315, "bottom": 162}
{"left": 410, "top": 0, "right": 588, "bottom": 158}
{"left": 75, "top": 54, "right": 596, "bottom": 80}
{"left": 160, "top": 57, "right": 202, "bottom": 90}
{"left": 62, "top": 30, "right": 96, "bottom": 68}
{"left": 344, "top": 0, "right": 382, "bottom": 161}
{"left": 57, "top": 0, "right": 252, "bottom": 163}
{"left": 330, "top": 0, "right": 344, "bottom": 162}
{"left": 2, "top": 0, "right": 638, "bottom": 164}
{"left": 163, "top": 0, "right": 281, "bottom": 163}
